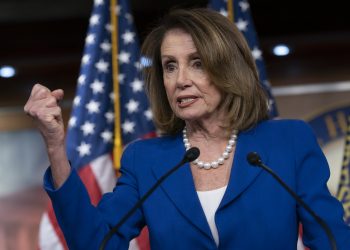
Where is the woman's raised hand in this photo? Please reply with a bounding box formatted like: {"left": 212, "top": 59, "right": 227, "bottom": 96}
{"left": 24, "top": 83, "right": 71, "bottom": 187}
{"left": 24, "top": 83, "right": 65, "bottom": 150}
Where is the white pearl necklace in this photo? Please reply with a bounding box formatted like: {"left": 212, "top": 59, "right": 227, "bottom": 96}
{"left": 182, "top": 127, "right": 238, "bottom": 170}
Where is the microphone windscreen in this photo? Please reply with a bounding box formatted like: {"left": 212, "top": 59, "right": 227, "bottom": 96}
{"left": 247, "top": 152, "right": 262, "bottom": 166}
{"left": 185, "top": 147, "right": 200, "bottom": 162}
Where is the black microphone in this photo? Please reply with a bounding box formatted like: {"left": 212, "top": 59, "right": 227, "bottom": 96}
{"left": 99, "top": 147, "right": 200, "bottom": 250}
{"left": 247, "top": 152, "right": 337, "bottom": 250}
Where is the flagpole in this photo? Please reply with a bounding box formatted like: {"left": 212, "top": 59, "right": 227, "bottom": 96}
{"left": 110, "top": 0, "right": 123, "bottom": 171}
{"left": 227, "top": 0, "right": 234, "bottom": 22}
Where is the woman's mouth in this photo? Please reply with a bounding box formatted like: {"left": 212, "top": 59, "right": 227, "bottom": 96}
{"left": 177, "top": 96, "right": 198, "bottom": 107}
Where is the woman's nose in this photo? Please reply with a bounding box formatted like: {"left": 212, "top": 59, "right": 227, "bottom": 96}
{"left": 176, "top": 67, "right": 192, "bottom": 89}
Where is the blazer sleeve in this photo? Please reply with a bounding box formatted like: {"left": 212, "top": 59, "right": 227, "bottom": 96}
{"left": 43, "top": 142, "right": 145, "bottom": 250}
{"left": 292, "top": 120, "right": 350, "bottom": 250}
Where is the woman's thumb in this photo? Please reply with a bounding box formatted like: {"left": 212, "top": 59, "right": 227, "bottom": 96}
{"left": 51, "top": 89, "right": 64, "bottom": 101}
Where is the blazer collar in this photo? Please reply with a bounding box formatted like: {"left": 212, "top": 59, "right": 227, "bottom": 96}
{"left": 220, "top": 126, "right": 267, "bottom": 209}
{"left": 151, "top": 134, "right": 213, "bottom": 240}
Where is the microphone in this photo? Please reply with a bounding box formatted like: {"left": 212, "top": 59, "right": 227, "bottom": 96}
{"left": 99, "top": 147, "right": 200, "bottom": 250}
{"left": 247, "top": 152, "right": 337, "bottom": 250}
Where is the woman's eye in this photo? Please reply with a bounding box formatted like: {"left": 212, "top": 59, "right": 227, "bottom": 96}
{"left": 164, "top": 63, "right": 176, "bottom": 72}
{"left": 192, "top": 60, "right": 202, "bottom": 69}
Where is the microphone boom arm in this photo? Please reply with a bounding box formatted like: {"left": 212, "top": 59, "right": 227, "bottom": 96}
{"left": 99, "top": 147, "right": 200, "bottom": 250}
{"left": 247, "top": 152, "right": 337, "bottom": 250}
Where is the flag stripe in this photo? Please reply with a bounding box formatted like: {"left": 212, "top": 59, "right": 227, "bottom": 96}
{"left": 39, "top": 213, "right": 65, "bottom": 250}
{"left": 135, "top": 228, "right": 151, "bottom": 250}
{"left": 47, "top": 206, "right": 68, "bottom": 250}
{"left": 90, "top": 154, "right": 116, "bottom": 194}
{"left": 78, "top": 165, "right": 103, "bottom": 205}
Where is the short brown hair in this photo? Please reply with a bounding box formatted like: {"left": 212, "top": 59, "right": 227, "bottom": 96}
{"left": 141, "top": 8, "right": 269, "bottom": 135}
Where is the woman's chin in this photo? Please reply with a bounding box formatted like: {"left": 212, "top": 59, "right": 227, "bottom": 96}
{"left": 176, "top": 113, "right": 204, "bottom": 123}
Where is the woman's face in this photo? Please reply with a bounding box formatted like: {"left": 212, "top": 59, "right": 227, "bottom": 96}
{"left": 160, "top": 28, "right": 222, "bottom": 123}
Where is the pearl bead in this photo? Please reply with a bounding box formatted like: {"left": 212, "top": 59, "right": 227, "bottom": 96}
{"left": 228, "top": 139, "right": 235, "bottom": 145}
{"left": 223, "top": 152, "right": 229, "bottom": 159}
{"left": 198, "top": 161, "right": 204, "bottom": 168}
{"left": 211, "top": 161, "right": 219, "bottom": 168}
{"left": 231, "top": 134, "right": 237, "bottom": 139}
{"left": 204, "top": 163, "right": 211, "bottom": 169}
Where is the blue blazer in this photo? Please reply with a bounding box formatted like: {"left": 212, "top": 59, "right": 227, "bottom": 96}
{"left": 45, "top": 119, "right": 350, "bottom": 249}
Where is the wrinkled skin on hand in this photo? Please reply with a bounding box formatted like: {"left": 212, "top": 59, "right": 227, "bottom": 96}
{"left": 24, "top": 83, "right": 65, "bottom": 150}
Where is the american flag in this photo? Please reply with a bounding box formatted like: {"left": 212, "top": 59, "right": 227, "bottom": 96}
{"left": 337, "top": 115, "right": 350, "bottom": 225}
{"left": 209, "top": 0, "right": 278, "bottom": 118}
{"left": 38, "top": 0, "right": 154, "bottom": 249}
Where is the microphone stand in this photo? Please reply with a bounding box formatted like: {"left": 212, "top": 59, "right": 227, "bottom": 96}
{"left": 247, "top": 152, "right": 337, "bottom": 250}
{"left": 99, "top": 147, "right": 200, "bottom": 250}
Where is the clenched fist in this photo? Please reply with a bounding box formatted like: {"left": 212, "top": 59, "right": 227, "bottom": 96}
{"left": 24, "top": 83, "right": 65, "bottom": 150}
{"left": 24, "top": 83, "right": 71, "bottom": 187}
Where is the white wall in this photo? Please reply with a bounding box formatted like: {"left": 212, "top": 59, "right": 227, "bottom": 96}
{"left": 0, "top": 129, "right": 49, "bottom": 197}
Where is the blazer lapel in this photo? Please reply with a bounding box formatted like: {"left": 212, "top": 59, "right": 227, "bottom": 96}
{"left": 220, "top": 127, "right": 268, "bottom": 209}
{"left": 151, "top": 135, "right": 213, "bottom": 239}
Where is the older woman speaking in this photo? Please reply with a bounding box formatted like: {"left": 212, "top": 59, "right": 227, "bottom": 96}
{"left": 24, "top": 8, "right": 350, "bottom": 250}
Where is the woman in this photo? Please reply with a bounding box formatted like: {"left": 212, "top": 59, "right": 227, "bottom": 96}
{"left": 24, "top": 8, "right": 350, "bottom": 250}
